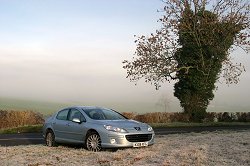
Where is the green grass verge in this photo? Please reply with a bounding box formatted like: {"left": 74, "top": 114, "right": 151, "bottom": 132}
{"left": 0, "top": 124, "right": 43, "bottom": 134}
{"left": 150, "top": 122, "right": 250, "bottom": 128}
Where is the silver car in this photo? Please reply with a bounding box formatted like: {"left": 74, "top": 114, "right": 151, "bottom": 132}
{"left": 43, "top": 106, "right": 155, "bottom": 151}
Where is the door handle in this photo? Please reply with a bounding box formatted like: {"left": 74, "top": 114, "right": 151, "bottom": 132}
{"left": 67, "top": 123, "right": 70, "bottom": 126}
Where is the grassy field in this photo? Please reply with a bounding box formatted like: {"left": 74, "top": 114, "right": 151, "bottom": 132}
{"left": 0, "top": 97, "right": 68, "bottom": 115}
{"left": 0, "top": 97, "right": 163, "bottom": 115}
{"left": 1, "top": 97, "right": 250, "bottom": 116}
{"left": 1, "top": 130, "right": 249, "bottom": 166}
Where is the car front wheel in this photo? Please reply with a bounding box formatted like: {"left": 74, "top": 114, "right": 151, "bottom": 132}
{"left": 86, "top": 132, "right": 101, "bottom": 151}
{"left": 45, "top": 130, "right": 56, "bottom": 147}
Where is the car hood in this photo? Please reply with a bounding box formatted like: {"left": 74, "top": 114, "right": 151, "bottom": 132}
{"left": 92, "top": 119, "right": 148, "bottom": 129}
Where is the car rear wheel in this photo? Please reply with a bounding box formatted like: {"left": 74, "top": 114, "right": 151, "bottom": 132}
{"left": 45, "top": 130, "right": 56, "bottom": 147}
{"left": 86, "top": 132, "right": 101, "bottom": 151}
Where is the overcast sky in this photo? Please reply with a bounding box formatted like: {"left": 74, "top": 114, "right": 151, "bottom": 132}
{"left": 0, "top": 0, "right": 249, "bottom": 113}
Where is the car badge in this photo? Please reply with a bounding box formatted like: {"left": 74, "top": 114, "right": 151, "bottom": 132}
{"left": 134, "top": 127, "right": 141, "bottom": 131}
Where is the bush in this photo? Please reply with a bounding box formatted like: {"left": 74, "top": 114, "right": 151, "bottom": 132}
{"left": 203, "top": 112, "right": 216, "bottom": 122}
{"left": 122, "top": 112, "right": 190, "bottom": 123}
{"left": 122, "top": 112, "right": 137, "bottom": 120}
{"left": 0, "top": 110, "right": 44, "bottom": 129}
{"left": 217, "top": 112, "right": 232, "bottom": 122}
{"left": 169, "top": 112, "right": 190, "bottom": 122}
{"left": 236, "top": 112, "right": 250, "bottom": 122}
{"left": 122, "top": 111, "right": 250, "bottom": 123}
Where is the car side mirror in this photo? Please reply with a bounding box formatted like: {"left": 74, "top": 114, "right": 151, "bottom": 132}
{"left": 72, "top": 118, "right": 81, "bottom": 124}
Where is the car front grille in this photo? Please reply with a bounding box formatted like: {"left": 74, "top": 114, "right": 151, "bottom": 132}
{"left": 125, "top": 134, "right": 152, "bottom": 142}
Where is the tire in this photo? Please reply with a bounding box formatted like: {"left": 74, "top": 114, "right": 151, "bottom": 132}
{"left": 86, "top": 132, "right": 102, "bottom": 151}
{"left": 45, "top": 130, "right": 56, "bottom": 147}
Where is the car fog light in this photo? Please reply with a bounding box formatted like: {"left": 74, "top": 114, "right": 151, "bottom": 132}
{"left": 110, "top": 138, "right": 116, "bottom": 144}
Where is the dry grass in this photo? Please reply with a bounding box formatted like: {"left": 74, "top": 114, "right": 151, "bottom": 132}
{"left": 0, "top": 130, "right": 249, "bottom": 166}
{"left": 0, "top": 110, "right": 44, "bottom": 129}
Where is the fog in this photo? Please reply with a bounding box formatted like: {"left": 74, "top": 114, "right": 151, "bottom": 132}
{"left": 0, "top": 0, "right": 249, "bottom": 113}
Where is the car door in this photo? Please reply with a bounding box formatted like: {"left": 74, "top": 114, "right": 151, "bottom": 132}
{"left": 66, "top": 108, "right": 87, "bottom": 143}
{"left": 52, "top": 109, "right": 70, "bottom": 141}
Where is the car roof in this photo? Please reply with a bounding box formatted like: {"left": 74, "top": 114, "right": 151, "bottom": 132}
{"left": 69, "top": 106, "right": 104, "bottom": 110}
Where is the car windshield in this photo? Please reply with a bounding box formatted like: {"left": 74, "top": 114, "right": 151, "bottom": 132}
{"left": 82, "top": 108, "right": 126, "bottom": 120}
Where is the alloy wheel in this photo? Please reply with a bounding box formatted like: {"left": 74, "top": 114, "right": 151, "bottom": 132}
{"left": 86, "top": 133, "right": 101, "bottom": 151}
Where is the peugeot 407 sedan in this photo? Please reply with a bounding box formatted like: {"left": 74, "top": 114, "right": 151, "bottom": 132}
{"left": 43, "top": 106, "right": 155, "bottom": 151}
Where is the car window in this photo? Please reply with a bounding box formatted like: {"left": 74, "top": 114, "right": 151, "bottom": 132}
{"left": 69, "top": 109, "right": 86, "bottom": 122}
{"left": 83, "top": 109, "right": 105, "bottom": 120}
{"left": 102, "top": 109, "right": 125, "bottom": 120}
{"left": 56, "top": 109, "right": 69, "bottom": 120}
{"left": 83, "top": 108, "right": 126, "bottom": 120}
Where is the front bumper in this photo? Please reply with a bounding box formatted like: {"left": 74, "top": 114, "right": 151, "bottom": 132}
{"left": 100, "top": 131, "right": 155, "bottom": 148}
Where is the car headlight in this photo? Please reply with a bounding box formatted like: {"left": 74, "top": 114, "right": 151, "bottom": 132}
{"left": 104, "top": 125, "right": 128, "bottom": 133}
{"left": 148, "top": 126, "right": 153, "bottom": 132}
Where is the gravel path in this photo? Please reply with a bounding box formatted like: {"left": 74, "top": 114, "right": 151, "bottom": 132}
{"left": 0, "top": 130, "right": 249, "bottom": 166}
